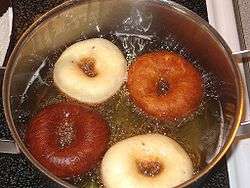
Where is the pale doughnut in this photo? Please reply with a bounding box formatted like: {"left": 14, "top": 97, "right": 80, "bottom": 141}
{"left": 53, "top": 38, "right": 127, "bottom": 104}
{"left": 101, "top": 134, "right": 193, "bottom": 188}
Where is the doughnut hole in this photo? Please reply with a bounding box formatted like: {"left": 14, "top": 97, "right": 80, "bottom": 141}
{"left": 136, "top": 158, "right": 163, "bottom": 177}
{"left": 57, "top": 121, "right": 75, "bottom": 148}
{"left": 156, "top": 78, "right": 170, "bottom": 96}
{"left": 77, "top": 57, "right": 98, "bottom": 78}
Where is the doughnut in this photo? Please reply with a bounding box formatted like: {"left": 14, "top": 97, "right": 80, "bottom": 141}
{"left": 53, "top": 38, "right": 127, "bottom": 104}
{"left": 127, "top": 51, "right": 203, "bottom": 120}
{"left": 25, "top": 103, "right": 109, "bottom": 178}
{"left": 101, "top": 134, "right": 193, "bottom": 188}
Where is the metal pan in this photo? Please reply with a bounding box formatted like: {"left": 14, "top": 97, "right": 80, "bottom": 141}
{"left": 0, "top": 0, "right": 249, "bottom": 187}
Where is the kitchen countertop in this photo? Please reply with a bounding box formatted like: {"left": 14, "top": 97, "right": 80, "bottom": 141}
{"left": 0, "top": 0, "right": 229, "bottom": 187}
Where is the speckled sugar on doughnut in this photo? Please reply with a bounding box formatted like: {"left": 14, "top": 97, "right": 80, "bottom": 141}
{"left": 53, "top": 38, "right": 127, "bottom": 104}
{"left": 101, "top": 134, "right": 193, "bottom": 188}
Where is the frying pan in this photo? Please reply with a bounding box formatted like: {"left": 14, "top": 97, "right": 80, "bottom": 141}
{"left": 0, "top": 0, "right": 250, "bottom": 187}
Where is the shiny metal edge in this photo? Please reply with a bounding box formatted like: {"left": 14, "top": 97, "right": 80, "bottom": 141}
{"left": 2, "top": 0, "right": 244, "bottom": 188}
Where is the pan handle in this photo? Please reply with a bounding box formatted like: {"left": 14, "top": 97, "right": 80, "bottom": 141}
{"left": 233, "top": 50, "right": 250, "bottom": 139}
{"left": 233, "top": 50, "right": 250, "bottom": 61}
{"left": 237, "top": 121, "right": 250, "bottom": 138}
{"left": 0, "top": 67, "right": 20, "bottom": 154}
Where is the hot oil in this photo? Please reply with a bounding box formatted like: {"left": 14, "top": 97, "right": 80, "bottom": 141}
{"left": 18, "top": 32, "right": 224, "bottom": 187}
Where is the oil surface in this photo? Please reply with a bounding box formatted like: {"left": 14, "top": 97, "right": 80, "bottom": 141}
{"left": 16, "top": 31, "right": 223, "bottom": 187}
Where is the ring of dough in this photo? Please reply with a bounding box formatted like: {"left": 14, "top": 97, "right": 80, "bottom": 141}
{"left": 101, "top": 134, "right": 193, "bottom": 188}
{"left": 53, "top": 38, "right": 127, "bottom": 104}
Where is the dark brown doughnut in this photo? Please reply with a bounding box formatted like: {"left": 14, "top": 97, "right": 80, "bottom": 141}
{"left": 127, "top": 51, "right": 203, "bottom": 120}
{"left": 26, "top": 103, "right": 109, "bottom": 178}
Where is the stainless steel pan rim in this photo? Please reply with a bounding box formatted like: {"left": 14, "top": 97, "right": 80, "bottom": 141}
{"left": 2, "top": 0, "right": 245, "bottom": 187}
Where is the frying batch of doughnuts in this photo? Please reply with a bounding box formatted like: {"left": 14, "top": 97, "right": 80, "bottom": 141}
{"left": 25, "top": 38, "right": 203, "bottom": 188}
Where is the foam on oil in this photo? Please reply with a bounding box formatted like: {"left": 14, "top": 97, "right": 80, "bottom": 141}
{"left": 15, "top": 31, "right": 224, "bottom": 187}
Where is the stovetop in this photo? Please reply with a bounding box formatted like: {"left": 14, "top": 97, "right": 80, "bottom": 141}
{"left": 0, "top": 0, "right": 229, "bottom": 187}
